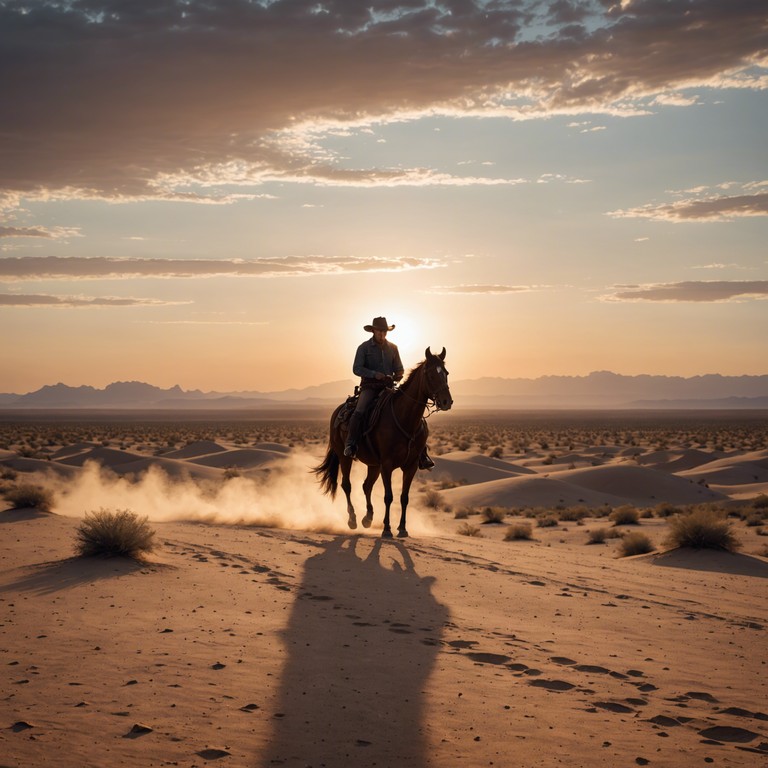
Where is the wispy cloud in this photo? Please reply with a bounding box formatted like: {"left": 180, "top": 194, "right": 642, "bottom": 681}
{"left": 0, "top": 226, "right": 81, "bottom": 239}
{"left": 609, "top": 183, "right": 768, "bottom": 222}
{"left": 0, "top": 294, "right": 190, "bottom": 308}
{"left": 0, "top": 1, "right": 765, "bottom": 206}
{"left": 426, "top": 284, "right": 536, "bottom": 295}
{"left": 603, "top": 281, "right": 768, "bottom": 303}
{"left": 0, "top": 255, "right": 446, "bottom": 282}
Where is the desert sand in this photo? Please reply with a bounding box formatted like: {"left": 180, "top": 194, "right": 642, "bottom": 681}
{"left": 1, "top": 413, "right": 767, "bottom": 767}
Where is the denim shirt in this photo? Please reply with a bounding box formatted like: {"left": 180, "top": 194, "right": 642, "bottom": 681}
{"left": 353, "top": 338, "right": 404, "bottom": 384}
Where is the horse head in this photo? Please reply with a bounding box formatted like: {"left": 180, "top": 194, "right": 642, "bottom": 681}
{"left": 424, "top": 346, "right": 453, "bottom": 411}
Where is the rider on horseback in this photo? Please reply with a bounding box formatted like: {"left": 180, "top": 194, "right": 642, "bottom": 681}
{"left": 344, "top": 316, "right": 435, "bottom": 471}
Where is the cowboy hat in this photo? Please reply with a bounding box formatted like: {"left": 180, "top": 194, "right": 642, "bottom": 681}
{"left": 364, "top": 316, "right": 395, "bottom": 332}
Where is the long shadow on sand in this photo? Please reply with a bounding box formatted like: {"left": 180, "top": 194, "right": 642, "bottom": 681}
{"left": 0, "top": 556, "right": 158, "bottom": 595}
{"left": 257, "top": 536, "right": 449, "bottom": 768}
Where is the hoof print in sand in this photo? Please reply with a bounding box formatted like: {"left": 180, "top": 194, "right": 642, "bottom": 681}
{"left": 197, "top": 748, "right": 232, "bottom": 759}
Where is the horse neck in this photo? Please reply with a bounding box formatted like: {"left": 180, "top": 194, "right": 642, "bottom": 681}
{"left": 395, "top": 366, "right": 428, "bottom": 428}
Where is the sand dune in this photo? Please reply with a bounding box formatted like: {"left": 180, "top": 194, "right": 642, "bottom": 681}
{"left": 187, "top": 447, "right": 289, "bottom": 469}
{"left": 56, "top": 446, "right": 145, "bottom": 467}
{"left": 441, "top": 463, "right": 726, "bottom": 509}
{"left": 161, "top": 440, "right": 229, "bottom": 459}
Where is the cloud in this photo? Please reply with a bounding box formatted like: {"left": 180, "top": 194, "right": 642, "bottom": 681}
{"left": 603, "top": 281, "right": 768, "bottom": 303}
{"left": 611, "top": 190, "right": 768, "bottom": 222}
{"left": 0, "top": 1, "right": 765, "bottom": 206}
{"left": 0, "top": 226, "right": 81, "bottom": 239}
{"left": 0, "top": 294, "right": 190, "bottom": 308}
{"left": 426, "top": 284, "right": 535, "bottom": 295}
{"left": 0, "top": 255, "right": 446, "bottom": 282}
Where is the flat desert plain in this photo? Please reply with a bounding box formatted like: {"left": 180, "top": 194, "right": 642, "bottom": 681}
{"left": 1, "top": 412, "right": 767, "bottom": 768}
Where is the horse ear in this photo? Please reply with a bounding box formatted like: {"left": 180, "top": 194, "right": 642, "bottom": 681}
{"left": 425, "top": 346, "right": 432, "bottom": 359}
{"left": 439, "top": 347, "right": 446, "bottom": 361}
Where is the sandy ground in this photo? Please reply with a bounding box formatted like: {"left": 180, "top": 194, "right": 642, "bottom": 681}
{"left": 1, "top": 427, "right": 768, "bottom": 767}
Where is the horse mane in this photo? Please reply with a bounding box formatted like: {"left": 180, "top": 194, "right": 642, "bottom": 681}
{"left": 398, "top": 359, "right": 426, "bottom": 393}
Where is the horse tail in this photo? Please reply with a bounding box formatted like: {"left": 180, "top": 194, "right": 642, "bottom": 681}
{"left": 312, "top": 443, "right": 339, "bottom": 499}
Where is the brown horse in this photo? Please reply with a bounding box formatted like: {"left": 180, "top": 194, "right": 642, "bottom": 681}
{"left": 313, "top": 347, "right": 453, "bottom": 538}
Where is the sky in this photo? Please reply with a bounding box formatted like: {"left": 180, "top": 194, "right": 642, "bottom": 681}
{"left": 1, "top": 0, "right": 767, "bottom": 394}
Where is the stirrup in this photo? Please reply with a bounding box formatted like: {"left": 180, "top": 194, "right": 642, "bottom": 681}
{"left": 419, "top": 455, "right": 435, "bottom": 471}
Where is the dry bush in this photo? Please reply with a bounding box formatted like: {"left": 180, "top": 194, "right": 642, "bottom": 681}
{"left": 745, "top": 512, "right": 765, "bottom": 527}
{"left": 753, "top": 494, "right": 768, "bottom": 510}
{"left": 76, "top": 508, "right": 157, "bottom": 559}
{"left": 654, "top": 502, "right": 683, "bottom": 518}
{"left": 504, "top": 522, "right": 533, "bottom": 541}
{"left": 586, "top": 528, "right": 609, "bottom": 545}
{"left": 536, "top": 515, "right": 558, "bottom": 528}
{"left": 423, "top": 488, "right": 446, "bottom": 510}
{"left": 3, "top": 483, "right": 54, "bottom": 512}
{"left": 481, "top": 507, "right": 506, "bottom": 524}
{"left": 453, "top": 508, "right": 470, "bottom": 519}
{"left": 457, "top": 523, "right": 482, "bottom": 537}
{"left": 610, "top": 505, "right": 640, "bottom": 526}
{"left": 618, "top": 532, "right": 655, "bottom": 557}
{"left": 489, "top": 446, "right": 504, "bottom": 458}
{"left": 559, "top": 507, "right": 589, "bottom": 522}
{"left": 665, "top": 508, "right": 741, "bottom": 552}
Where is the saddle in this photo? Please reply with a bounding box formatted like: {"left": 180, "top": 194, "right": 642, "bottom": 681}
{"left": 333, "top": 386, "right": 396, "bottom": 436}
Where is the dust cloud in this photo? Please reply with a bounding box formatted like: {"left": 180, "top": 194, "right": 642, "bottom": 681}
{"left": 49, "top": 452, "right": 439, "bottom": 537}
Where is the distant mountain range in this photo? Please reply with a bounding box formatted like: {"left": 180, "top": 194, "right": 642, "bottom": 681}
{"left": 1, "top": 372, "right": 767, "bottom": 410}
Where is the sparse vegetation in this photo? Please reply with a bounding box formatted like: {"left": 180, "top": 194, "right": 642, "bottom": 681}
{"left": 504, "top": 522, "right": 533, "bottom": 541}
{"left": 457, "top": 522, "right": 482, "bottom": 537}
{"left": 586, "top": 528, "right": 608, "bottom": 545}
{"left": 536, "top": 515, "right": 558, "bottom": 528}
{"left": 75, "top": 508, "right": 157, "bottom": 559}
{"left": 618, "top": 532, "right": 655, "bottom": 557}
{"left": 480, "top": 507, "right": 506, "bottom": 524}
{"left": 610, "top": 505, "right": 640, "bottom": 526}
{"left": 665, "top": 508, "right": 741, "bottom": 552}
{"left": 3, "top": 483, "right": 54, "bottom": 512}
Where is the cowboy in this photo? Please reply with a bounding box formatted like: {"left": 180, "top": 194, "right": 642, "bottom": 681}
{"left": 344, "top": 316, "right": 435, "bottom": 470}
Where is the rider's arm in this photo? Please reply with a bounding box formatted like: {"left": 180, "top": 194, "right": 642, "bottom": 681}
{"left": 352, "top": 342, "right": 378, "bottom": 379}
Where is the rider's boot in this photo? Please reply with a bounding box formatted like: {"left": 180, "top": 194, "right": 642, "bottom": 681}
{"left": 344, "top": 412, "right": 363, "bottom": 458}
{"left": 418, "top": 446, "right": 435, "bottom": 471}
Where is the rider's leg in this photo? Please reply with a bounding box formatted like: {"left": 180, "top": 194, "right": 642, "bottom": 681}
{"left": 344, "top": 388, "right": 375, "bottom": 457}
{"left": 418, "top": 445, "right": 435, "bottom": 471}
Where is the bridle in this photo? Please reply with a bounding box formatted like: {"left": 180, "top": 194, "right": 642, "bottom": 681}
{"left": 396, "top": 357, "right": 451, "bottom": 417}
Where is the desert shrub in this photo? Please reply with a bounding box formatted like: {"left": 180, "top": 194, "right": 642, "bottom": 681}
{"left": 752, "top": 494, "right": 768, "bottom": 510}
{"left": 489, "top": 446, "right": 504, "bottom": 459}
{"left": 586, "top": 528, "right": 608, "bottom": 545}
{"left": 640, "top": 508, "right": 654, "bottom": 519}
{"left": 457, "top": 523, "right": 482, "bottom": 537}
{"left": 75, "top": 508, "right": 157, "bottom": 558}
{"left": 423, "top": 488, "right": 446, "bottom": 510}
{"left": 592, "top": 505, "right": 612, "bottom": 518}
{"left": 610, "top": 505, "right": 640, "bottom": 526}
{"left": 655, "top": 502, "right": 683, "bottom": 518}
{"left": 618, "top": 532, "right": 655, "bottom": 557}
{"left": 453, "top": 508, "right": 469, "bottom": 519}
{"left": 3, "top": 483, "right": 54, "bottom": 512}
{"left": 1, "top": 467, "right": 18, "bottom": 481}
{"left": 481, "top": 507, "right": 506, "bottom": 524}
{"left": 559, "top": 507, "right": 589, "bottom": 522}
{"left": 745, "top": 512, "right": 765, "bottom": 527}
{"left": 665, "top": 508, "right": 741, "bottom": 552}
{"left": 223, "top": 466, "right": 241, "bottom": 479}
{"left": 504, "top": 522, "right": 533, "bottom": 541}
{"left": 536, "top": 515, "right": 558, "bottom": 528}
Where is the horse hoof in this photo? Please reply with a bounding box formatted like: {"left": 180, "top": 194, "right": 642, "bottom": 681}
{"left": 347, "top": 515, "right": 357, "bottom": 530}
{"left": 381, "top": 529, "right": 393, "bottom": 539}
{"left": 362, "top": 516, "right": 372, "bottom": 529}
{"left": 397, "top": 529, "right": 409, "bottom": 538}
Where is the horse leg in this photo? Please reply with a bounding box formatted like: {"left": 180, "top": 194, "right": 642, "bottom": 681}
{"left": 361, "top": 464, "right": 380, "bottom": 529}
{"left": 340, "top": 456, "right": 356, "bottom": 529}
{"left": 397, "top": 464, "right": 418, "bottom": 538}
{"left": 380, "top": 466, "right": 394, "bottom": 538}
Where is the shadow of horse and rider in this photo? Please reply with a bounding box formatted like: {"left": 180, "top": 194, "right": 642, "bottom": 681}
{"left": 313, "top": 347, "right": 453, "bottom": 538}
{"left": 258, "top": 536, "right": 449, "bottom": 767}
